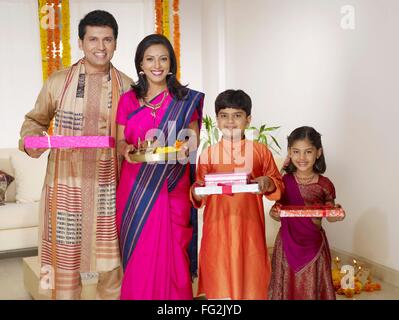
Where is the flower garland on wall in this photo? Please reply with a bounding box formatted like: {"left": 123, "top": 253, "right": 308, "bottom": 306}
{"left": 155, "top": 0, "right": 181, "bottom": 80}
{"left": 172, "top": 0, "right": 181, "bottom": 80}
{"left": 38, "top": 0, "right": 71, "bottom": 80}
{"left": 38, "top": 0, "right": 71, "bottom": 133}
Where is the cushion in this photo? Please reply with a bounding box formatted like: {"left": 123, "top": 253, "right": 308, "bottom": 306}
{"left": 0, "top": 170, "right": 14, "bottom": 205}
{"left": 0, "top": 202, "right": 39, "bottom": 230}
{"left": 10, "top": 150, "right": 48, "bottom": 203}
{"left": 0, "top": 154, "right": 16, "bottom": 202}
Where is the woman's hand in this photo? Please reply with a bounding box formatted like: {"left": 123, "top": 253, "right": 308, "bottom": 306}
{"left": 269, "top": 203, "right": 282, "bottom": 221}
{"left": 326, "top": 203, "right": 346, "bottom": 222}
{"left": 177, "top": 142, "right": 189, "bottom": 162}
{"left": 117, "top": 140, "right": 136, "bottom": 163}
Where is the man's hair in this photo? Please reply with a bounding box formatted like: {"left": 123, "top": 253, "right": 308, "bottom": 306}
{"left": 215, "top": 89, "right": 252, "bottom": 116}
{"left": 78, "top": 10, "right": 118, "bottom": 40}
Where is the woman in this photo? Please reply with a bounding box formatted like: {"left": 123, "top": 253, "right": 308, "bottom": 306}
{"left": 115, "top": 34, "right": 204, "bottom": 300}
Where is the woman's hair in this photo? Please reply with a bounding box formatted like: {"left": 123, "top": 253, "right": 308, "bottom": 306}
{"left": 78, "top": 10, "right": 118, "bottom": 40}
{"left": 285, "top": 126, "right": 327, "bottom": 174}
{"left": 215, "top": 89, "right": 252, "bottom": 116}
{"left": 131, "top": 34, "right": 188, "bottom": 100}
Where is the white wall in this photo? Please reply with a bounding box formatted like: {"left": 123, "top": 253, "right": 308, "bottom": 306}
{"left": 0, "top": 0, "right": 43, "bottom": 148}
{"left": 214, "top": 0, "right": 399, "bottom": 271}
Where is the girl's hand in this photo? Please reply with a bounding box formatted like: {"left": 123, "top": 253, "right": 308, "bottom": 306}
{"left": 269, "top": 203, "right": 282, "bottom": 221}
{"left": 327, "top": 203, "right": 346, "bottom": 222}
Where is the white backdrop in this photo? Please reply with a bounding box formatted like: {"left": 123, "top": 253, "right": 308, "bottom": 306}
{"left": 214, "top": 0, "right": 399, "bottom": 271}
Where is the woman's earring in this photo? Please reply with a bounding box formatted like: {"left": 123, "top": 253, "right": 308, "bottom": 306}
{"left": 167, "top": 72, "right": 173, "bottom": 76}
{"left": 139, "top": 71, "right": 145, "bottom": 76}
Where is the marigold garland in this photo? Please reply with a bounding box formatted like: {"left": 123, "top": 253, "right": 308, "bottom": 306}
{"left": 61, "top": 0, "right": 71, "bottom": 68}
{"left": 46, "top": 10, "right": 54, "bottom": 77}
{"left": 38, "top": 0, "right": 48, "bottom": 81}
{"left": 155, "top": 0, "right": 163, "bottom": 34}
{"left": 38, "top": 0, "right": 71, "bottom": 134}
{"left": 154, "top": 0, "right": 181, "bottom": 80}
{"left": 54, "top": 0, "right": 61, "bottom": 71}
{"left": 172, "top": 0, "right": 180, "bottom": 80}
{"left": 162, "top": 0, "right": 170, "bottom": 38}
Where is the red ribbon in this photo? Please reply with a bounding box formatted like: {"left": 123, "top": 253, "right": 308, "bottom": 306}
{"left": 217, "top": 183, "right": 233, "bottom": 196}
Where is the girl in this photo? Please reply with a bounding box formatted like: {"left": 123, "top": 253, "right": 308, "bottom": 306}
{"left": 115, "top": 34, "right": 204, "bottom": 299}
{"left": 268, "top": 126, "right": 345, "bottom": 300}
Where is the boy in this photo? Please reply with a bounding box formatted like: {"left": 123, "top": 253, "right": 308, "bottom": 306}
{"left": 191, "top": 89, "right": 283, "bottom": 300}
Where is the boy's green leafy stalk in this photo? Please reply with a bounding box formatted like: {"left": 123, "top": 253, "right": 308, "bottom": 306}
{"left": 200, "top": 115, "right": 281, "bottom": 154}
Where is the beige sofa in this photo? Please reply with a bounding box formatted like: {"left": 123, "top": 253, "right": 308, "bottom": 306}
{"left": 0, "top": 148, "right": 44, "bottom": 254}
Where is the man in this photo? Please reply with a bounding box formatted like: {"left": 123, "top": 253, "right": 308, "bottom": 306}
{"left": 19, "top": 10, "right": 132, "bottom": 299}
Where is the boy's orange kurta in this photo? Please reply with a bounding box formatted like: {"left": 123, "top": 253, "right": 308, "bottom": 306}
{"left": 192, "top": 139, "right": 283, "bottom": 299}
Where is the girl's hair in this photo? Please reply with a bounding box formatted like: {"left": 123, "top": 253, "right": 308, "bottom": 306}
{"left": 285, "top": 126, "right": 327, "bottom": 174}
{"left": 131, "top": 34, "right": 188, "bottom": 100}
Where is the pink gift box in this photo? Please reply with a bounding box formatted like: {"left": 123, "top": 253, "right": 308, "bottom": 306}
{"left": 204, "top": 172, "right": 249, "bottom": 186}
{"left": 24, "top": 135, "right": 115, "bottom": 149}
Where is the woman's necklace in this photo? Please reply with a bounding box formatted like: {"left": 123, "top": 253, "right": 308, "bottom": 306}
{"left": 294, "top": 172, "right": 316, "bottom": 185}
{"left": 143, "top": 91, "right": 168, "bottom": 118}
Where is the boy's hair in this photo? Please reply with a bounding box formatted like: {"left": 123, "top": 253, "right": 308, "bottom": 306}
{"left": 78, "top": 10, "right": 118, "bottom": 40}
{"left": 285, "top": 126, "right": 327, "bottom": 174}
{"left": 215, "top": 89, "right": 252, "bottom": 116}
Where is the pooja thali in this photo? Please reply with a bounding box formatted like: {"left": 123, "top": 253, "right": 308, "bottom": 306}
{"left": 128, "top": 140, "right": 188, "bottom": 163}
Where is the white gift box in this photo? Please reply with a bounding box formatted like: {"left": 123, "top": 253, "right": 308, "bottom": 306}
{"left": 195, "top": 183, "right": 259, "bottom": 195}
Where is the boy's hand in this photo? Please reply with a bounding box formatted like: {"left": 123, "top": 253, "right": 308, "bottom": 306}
{"left": 327, "top": 203, "right": 346, "bottom": 222}
{"left": 251, "top": 176, "right": 275, "bottom": 194}
{"left": 269, "top": 203, "right": 282, "bottom": 221}
{"left": 191, "top": 181, "right": 206, "bottom": 202}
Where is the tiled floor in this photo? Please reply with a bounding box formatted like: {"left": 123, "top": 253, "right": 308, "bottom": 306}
{"left": 0, "top": 256, "right": 398, "bottom": 300}
{"left": 0, "top": 257, "right": 32, "bottom": 300}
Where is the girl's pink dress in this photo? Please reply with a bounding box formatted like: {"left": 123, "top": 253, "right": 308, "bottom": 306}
{"left": 269, "top": 173, "right": 336, "bottom": 300}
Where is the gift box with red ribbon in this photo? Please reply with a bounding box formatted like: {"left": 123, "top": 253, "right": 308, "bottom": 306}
{"left": 278, "top": 205, "right": 345, "bottom": 217}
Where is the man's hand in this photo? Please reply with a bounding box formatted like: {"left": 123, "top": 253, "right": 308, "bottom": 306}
{"left": 25, "top": 148, "right": 47, "bottom": 159}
